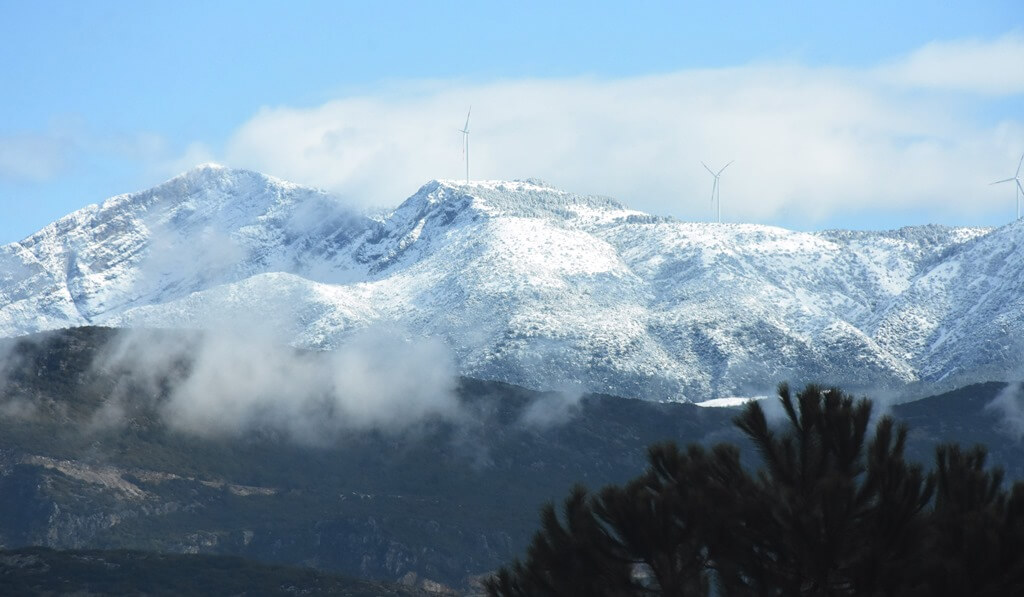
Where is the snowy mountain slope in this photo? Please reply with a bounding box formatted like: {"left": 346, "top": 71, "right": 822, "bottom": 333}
{"left": 874, "top": 221, "right": 1024, "bottom": 386}
{"left": 0, "top": 165, "right": 1014, "bottom": 401}
{"left": 0, "top": 165, "right": 375, "bottom": 336}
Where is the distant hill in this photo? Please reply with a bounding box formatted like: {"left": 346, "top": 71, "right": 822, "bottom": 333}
{"left": 0, "top": 327, "right": 1021, "bottom": 593}
{"left": 3, "top": 165, "right": 1023, "bottom": 401}
{"left": 0, "top": 327, "right": 737, "bottom": 590}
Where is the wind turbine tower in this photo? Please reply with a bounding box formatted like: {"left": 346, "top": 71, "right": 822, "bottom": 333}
{"left": 702, "top": 161, "right": 733, "bottom": 223}
{"left": 991, "top": 153, "right": 1024, "bottom": 220}
{"left": 460, "top": 107, "right": 472, "bottom": 183}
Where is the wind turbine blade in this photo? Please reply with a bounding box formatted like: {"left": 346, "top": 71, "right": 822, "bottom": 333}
{"left": 463, "top": 107, "right": 472, "bottom": 133}
{"left": 1017, "top": 152, "right": 1024, "bottom": 177}
{"left": 710, "top": 180, "right": 718, "bottom": 204}
{"left": 991, "top": 178, "right": 1016, "bottom": 185}
{"left": 717, "top": 161, "right": 734, "bottom": 176}
{"left": 1017, "top": 179, "right": 1024, "bottom": 195}
{"left": 702, "top": 162, "right": 716, "bottom": 176}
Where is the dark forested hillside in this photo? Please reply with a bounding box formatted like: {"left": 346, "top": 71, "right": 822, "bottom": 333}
{"left": 0, "top": 327, "right": 737, "bottom": 591}
{"left": 0, "top": 327, "right": 1020, "bottom": 592}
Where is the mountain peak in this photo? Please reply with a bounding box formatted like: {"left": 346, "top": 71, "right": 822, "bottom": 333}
{"left": 434, "top": 178, "right": 563, "bottom": 193}
{"left": 192, "top": 161, "right": 226, "bottom": 171}
{"left": 398, "top": 178, "right": 638, "bottom": 225}
{"left": 161, "top": 163, "right": 311, "bottom": 194}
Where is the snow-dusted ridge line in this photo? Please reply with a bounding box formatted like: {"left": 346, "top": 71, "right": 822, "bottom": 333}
{"left": 1, "top": 165, "right": 1020, "bottom": 403}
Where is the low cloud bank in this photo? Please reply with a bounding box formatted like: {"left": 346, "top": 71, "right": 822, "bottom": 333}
{"left": 92, "top": 327, "right": 462, "bottom": 443}
{"left": 985, "top": 383, "right": 1024, "bottom": 442}
{"left": 0, "top": 325, "right": 590, "bottom": 446}
{"left": 519, "top": 384, "right": 584, "bottom": 429}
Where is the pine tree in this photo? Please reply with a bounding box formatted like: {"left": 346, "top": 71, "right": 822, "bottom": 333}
{"left": 484, "top": 485, "right": 635, "bottom": 596}
{"left": 732, "top": 384, "right": 934, "bottom": 596}
{"left": 923, "top": 445, "right": 1024, "bottom": 596}
{"left": 592, "top": 443, "right": 721, "bottom": 595}
{"left": 487, "top": 384, "right": 1024, "bottom": 597}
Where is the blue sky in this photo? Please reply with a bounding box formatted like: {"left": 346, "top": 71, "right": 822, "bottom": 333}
{"left": 1, "top": 1, "right": 1022, "bottom": 243}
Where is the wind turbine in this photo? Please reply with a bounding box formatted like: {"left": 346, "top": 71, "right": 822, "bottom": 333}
{"left": 991, "top": 153, "right": 1024, "bottom": 220}
{"left": 459, "top": 107, "right": 471, "bottom": 183}
{"left": 702, "top": 161, "right": 733, "bottom": 223}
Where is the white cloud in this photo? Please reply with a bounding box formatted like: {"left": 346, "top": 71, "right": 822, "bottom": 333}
{"left": 984, "top": 383, "right": 1024, "bottom": 442}
{"left": 156, "top": 141, "right": 216, "bottom": 179}
{"left": 0, "top": 123, "right": 170, "bottom": 184}
{"left": 151, "top": 35, "right": 1024, "bottom": 228}
{"left": 519, "top": 385, "right": 584, "bottom": 429}
{"left": 92, "top": 326, "right": 463, "bottom": 443}
{"left": 0, "top": 132, "right": 71, "bottom": 181}
{"left": 875, "top": 33, "right": 1024, "bottom": 95}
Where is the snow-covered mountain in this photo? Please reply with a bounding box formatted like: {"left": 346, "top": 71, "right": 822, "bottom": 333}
{"left": 2, "top": 164, "right": 1021, "bottom": 401}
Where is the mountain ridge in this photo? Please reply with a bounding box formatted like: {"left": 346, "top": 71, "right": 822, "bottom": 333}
{"left": 1, "top": 165, "right": 1019, "bottom": 401}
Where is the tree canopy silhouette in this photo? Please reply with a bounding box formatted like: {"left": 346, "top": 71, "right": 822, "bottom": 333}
{"left": 486, "top": 384, "right": 1024, "bottom": 597}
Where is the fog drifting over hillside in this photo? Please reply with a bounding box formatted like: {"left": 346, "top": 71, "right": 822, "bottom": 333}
{"left": 74, "top": 323, "right": 587, "bottom": 444}
{"left": 91, "top": 327, "right": 463, "bottom": 443}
